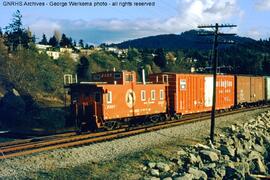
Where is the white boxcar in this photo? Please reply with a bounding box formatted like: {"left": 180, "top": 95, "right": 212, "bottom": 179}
{"left": 265, "top": 76, "right": 270, "bottom": 101}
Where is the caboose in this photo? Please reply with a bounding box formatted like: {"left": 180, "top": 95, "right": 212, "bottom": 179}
{"left": 67, "top": 70, "right": 167, "bottom": 131}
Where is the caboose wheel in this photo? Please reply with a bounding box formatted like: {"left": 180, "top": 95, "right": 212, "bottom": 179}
{"left": 149, "top": 115, "right": 160, "bottom": 123}
{"left": 159, "top": 114, "right": 167, "bottom": 121}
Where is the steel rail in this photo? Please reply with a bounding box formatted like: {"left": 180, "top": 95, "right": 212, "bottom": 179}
{"left": 0, "top": 132, "right": 76, "bottom": 148}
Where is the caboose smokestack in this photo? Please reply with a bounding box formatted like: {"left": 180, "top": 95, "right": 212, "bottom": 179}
{"left": 142, "top": 69, "right": 146, "bottom": 85}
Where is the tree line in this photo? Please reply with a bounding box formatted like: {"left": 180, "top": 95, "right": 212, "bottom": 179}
{"left": 39, "top": 32, "right": 93, "bottom": 49}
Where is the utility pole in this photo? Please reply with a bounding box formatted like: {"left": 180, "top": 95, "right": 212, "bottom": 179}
{"left": 198, "top": 23, "right": 237, "bottom": 144}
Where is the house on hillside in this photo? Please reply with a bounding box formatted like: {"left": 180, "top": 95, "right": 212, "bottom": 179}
{"left": 46, "top": 51, "right": 60, "bottom": 60}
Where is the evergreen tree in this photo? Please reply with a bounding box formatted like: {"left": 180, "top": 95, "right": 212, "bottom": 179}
{"left": 89, "top": 45, "right": 94, "bottom": 49}
{"left": 77, "top": 56, "right": 90, "bottom": 80}
{"left": 127, "top": 48, "right": 141, "bottom": 62}
{"left": 153, "top": 48, "right": 166, "bottom": 68}
{"left": 142, "top": 48, "right": 153, "bottom": 65}
{"left": 79, "top": 39, "right": 84, "bottom": 48}
{"left": 5, "top": 10, "right": 22, "bottom": 32}
{"left": 69, "top": 37, "right": 73, "bottom": 47}
{"left": 262, "top": 54, "right": 270, "bottom": 75}
{"left": 4, "top": 10, "right": 31, "bottom": 51}
{"left": 59, "top": 33, "right": 72, "bottom": 47}
{"left": 39, "top": 34, "right": 48, "bottom": 45}
{"left": 0, "top": 27, "right": 3, "bottom": 37}
{"left": 31, "top": 34, "right": 36, "bottom": 44}
{"left": 48, "top": 36, "right": 58, "bottom": 47}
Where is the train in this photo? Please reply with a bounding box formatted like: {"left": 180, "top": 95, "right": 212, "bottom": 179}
{"left": 66, "top": 70, "right": 270, "bottom": 132}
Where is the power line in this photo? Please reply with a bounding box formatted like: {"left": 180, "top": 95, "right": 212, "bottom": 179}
{"left": 198, "top": 23, "right": 237, "bottom": 144}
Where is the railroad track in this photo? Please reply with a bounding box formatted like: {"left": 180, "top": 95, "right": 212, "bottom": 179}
{"left": 0, "top": 131, "right": 76, "bottom": 148}
{"left": 0, "top": 106, "right": 269, "bottom": 159}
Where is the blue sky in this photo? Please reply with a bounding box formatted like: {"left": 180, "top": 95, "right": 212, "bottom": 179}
{"left": 0, "top": 0, "right": 270, "bottom": 44}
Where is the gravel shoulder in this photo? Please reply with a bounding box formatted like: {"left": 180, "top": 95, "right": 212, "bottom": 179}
{"left": 0, "top": 107, "right": 269, "bottom": 179}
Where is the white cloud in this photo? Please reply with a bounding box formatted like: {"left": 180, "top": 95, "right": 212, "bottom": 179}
{"left": 28, "top": 0, "right": 243, "bottom": 43}
{"left": 247, "top": 28, "right": 261, "bottom": 39}
{"left": 246, "top": 27, "right": 270, "bottom": 40}
{"left": 30, "top": 19, "right": 61, "bottom": 37}
{"left": 255, "top": 0, "right": 270, "bottom": 11}
{"left": 176, "top": 0, "right": 241, "bottom": 27}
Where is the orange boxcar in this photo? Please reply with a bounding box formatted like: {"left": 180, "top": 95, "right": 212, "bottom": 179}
{"left": 69, "top": 71, "right": 167, "bottom": 130}
{"left": 149, "top": 73, "right": 235, "bottom": 115}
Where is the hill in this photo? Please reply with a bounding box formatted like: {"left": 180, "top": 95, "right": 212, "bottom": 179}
{"left": 112, "top": 30, "right": 256, "bottom": 50}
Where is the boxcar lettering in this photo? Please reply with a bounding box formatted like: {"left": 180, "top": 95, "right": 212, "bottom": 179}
{"left": 106, "top": 104, "right": 115, "bottom": 109}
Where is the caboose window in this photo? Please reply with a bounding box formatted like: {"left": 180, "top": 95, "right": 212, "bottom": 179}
{"left": 162, "top": 75, "right": 168, "bottom": 84}
{"left": 114, "top": 73, "right": 121, "bottom": 80}
{"left": 107, "top": 91, "right": 112, "bottom": 104}
{"left": 125, "top": 74, "right": 133, "bottom": 82}
{"left": 141, "top": 90, "right": 146, "bottom": 101}
{"left": 160, "top": 90, "right": 164, "bottom": 100}
{"left": 151, "top": 90, "right": 156, "bottom": 100}
{"left": 93, "top": 74, "right": 100, "bottom": 80}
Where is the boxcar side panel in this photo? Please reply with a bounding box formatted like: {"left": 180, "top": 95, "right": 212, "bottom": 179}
{"left": 176, "top": 74, "right": 206, "bottom": 114}
{"left": 250, "top": 76, "right": 265, "bottom": 102}
{"left": 236, "top": 76, "right": 251, "bottom": 104}
{"left": 216, "top": 75, "right": 235, "bottom": 110}
{"left": 236, "top": 76, "right": 265, "bottom": 104}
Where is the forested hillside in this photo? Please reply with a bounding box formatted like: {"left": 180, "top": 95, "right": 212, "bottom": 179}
{"left": 112, "top": 30, "right": 270, "bottom": 75}
{"left": 113, "top": 30, "right": 256, "bottom": 50}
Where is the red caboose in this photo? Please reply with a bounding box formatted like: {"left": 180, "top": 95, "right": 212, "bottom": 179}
{"left": 68, "top": 71, "right": 167, "bottom": 131}
{"left": 149, "top": 73, "right": 235, "bottom": 115}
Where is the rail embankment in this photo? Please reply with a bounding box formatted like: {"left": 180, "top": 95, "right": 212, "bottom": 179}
{"left": 143, "top": 111, "right": 270, "bottom": 179}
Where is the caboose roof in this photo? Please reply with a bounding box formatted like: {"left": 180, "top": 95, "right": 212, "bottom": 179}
{"left": 65, "top": 82, "right": 105, "bottom": 88}
{"left": 79, "top": 82, "right": 107, "bottom": 84}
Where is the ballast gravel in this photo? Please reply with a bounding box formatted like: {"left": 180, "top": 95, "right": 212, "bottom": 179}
{"left": 0, "top": 108, "right": 269, "bottom": 179}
